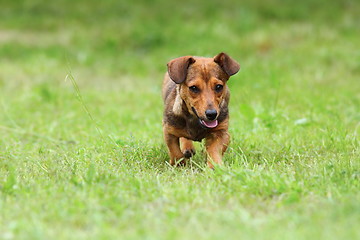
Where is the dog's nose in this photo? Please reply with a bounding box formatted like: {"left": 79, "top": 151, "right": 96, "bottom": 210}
{"left": 205, "top": 109, "right": 217, "bottom": 121}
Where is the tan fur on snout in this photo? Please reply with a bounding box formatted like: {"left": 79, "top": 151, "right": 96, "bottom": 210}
{"left": 162, "top": 53, "right": 240, "bottom": 168}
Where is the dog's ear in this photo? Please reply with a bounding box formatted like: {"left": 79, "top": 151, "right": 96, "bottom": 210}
{"left": 214, "top": 52, "right": 240, "bottom": 77}
{"left": 167, "top": 56, "right": 195, "bottom": 84}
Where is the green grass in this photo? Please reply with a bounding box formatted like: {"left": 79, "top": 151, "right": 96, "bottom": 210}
{"left": 1, "top": 0, "right": 359, "bottom": 239}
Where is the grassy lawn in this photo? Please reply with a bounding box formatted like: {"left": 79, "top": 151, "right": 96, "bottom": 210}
{"left": 0, "top": 0, "right": 359, "bottom": 239}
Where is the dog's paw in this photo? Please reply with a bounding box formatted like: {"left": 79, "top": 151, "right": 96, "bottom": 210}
{"left": 183, "top": 149, "right": 196, "bottom": 159}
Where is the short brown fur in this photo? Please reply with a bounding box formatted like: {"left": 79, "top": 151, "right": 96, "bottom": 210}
{"left": 162, "top": 53, "right": 240, "bottom": 168}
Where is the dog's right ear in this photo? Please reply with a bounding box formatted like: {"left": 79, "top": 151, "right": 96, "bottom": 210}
{"left": 167, "top": 56, "right": 195, "bottom": 84}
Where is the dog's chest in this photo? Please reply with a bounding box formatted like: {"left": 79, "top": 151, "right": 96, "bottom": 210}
{"left": 165, "top": 113, "right": 208, "bottom": 141}
{"left": 185, "top": 118, "right": 208, "bottom": 142}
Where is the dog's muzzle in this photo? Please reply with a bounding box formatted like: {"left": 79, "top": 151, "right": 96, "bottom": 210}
{"left": 191, "top": 107, "right": 218, "bottom": 129}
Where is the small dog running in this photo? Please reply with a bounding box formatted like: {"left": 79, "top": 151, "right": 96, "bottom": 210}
{"left": 162, "top": 52, "right": 240, "bottom": 168}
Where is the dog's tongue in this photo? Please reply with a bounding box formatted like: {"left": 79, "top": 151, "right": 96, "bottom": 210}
{"left": 201, "top": 120, "right": 218, "bottom": 128}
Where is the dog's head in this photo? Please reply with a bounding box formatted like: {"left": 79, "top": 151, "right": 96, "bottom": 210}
{"left": 167, "top": 52, "right": 240, "bottom": 129}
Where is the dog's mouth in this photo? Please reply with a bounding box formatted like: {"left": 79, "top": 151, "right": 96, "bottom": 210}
{"left": 191, "top": 107, "right": 218, "bottom": 129}
{"left": 200, "top": 119, "right": 218, "bottom": 128}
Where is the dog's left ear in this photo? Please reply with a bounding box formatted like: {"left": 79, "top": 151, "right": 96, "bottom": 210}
{"left": 167, "top": 56, "right": 196, "bottom": 84}
{"left": 214, "top": 52, "right": 240, "bottom": 76}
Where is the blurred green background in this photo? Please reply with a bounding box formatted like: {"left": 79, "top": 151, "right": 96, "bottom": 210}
{"left": 1, "top": 0, "right": 359, "bottom": 82}
{"left": 1, "top": 0, "right": 359, "bottom": 132}
{"left": 0, "top": 0, "right": 359, "bottom": 239}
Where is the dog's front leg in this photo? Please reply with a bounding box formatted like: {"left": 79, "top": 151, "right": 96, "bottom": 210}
{"left": 205, "top": 131, "right": 230, "bottom": 169}
{"left": 164, "top": 132, "right": 184, "bottom": 165}
{"left": 180, "top": 137, "right": 196, "bottom": 159}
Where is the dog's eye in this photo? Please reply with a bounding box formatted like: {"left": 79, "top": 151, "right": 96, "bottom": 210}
{"left": 189, "top": 86, "right": 200, "bottom": 93}
{"left": 215, "top": 84, "right": 223, "bottom": 92}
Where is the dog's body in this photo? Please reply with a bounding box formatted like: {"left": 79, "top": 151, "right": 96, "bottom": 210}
{"left": 162, "top": 53, "right": 240, "bottom": 168}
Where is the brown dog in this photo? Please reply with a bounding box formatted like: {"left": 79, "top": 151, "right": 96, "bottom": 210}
{"left": 162, "top": 52, "right": 240, "bottom": 168}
